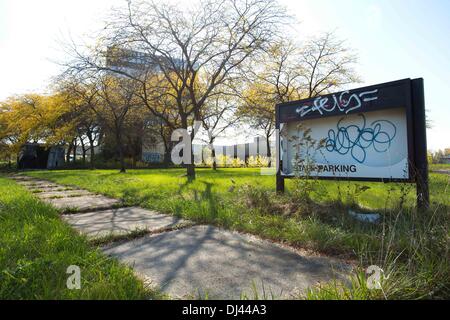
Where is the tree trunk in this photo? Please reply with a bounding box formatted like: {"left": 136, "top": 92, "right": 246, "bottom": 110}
{"left": 118, "top": 147, "right": 126, "bottom": 172}
{"left": 66, "top": 141, "right": 73, "bottom": 163}
{"left": 162, "top": 134, "right": 170, "bottom": 168}
{"left": 163, "top": 147, "right": 171, "bottom": 168}
{"left": 88, "top": 137, "right": 95, "bottom": 169}
{"left": 266, "top": 134, "right": 272, "bottom": 167}
{"left": 209, "top": 137, "right": 217, "bottom": 170}
{"left": 97, "top": 128, "right": 104, "bottom": 147}
{"left": 80, "top": 137, "right": 86, "bottom": 164}
{"left": 72, "top": 140, "right": 77, "bottom": 163}
{"left": 211, "top": 147, "right": 217, "bottom": 170}
{"left": 116, "top": 132, "right": 126, "bottom": 173}
{"left": 181, "top": 116, "right": 195, "bottom": 180}
{"left": 90, "top": 146, "right": 95, "bottom": 169}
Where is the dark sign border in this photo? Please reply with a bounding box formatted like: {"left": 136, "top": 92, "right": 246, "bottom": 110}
{"left": 275, "top": 78, "right": 429, "bottom": 208}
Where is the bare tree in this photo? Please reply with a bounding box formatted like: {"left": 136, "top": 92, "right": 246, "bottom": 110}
{"left": 237, "top": 93, "right": 276, "bottom": 166}
{"left": 56, "top": 76, "right": 102, "bottom": 168}
{"left": 238, "top": 39, "right": 301, "bottom": 166}
{"left": 92, "top": 73, "right": 141, "bottom": 173}
{"left": 238, "top": 34, "right": 359, "bottom": 166}
{"left": 299, "top": 32, "right": 360, "bottom": 98}
{"left": 75, "top": 112, "right": 101, "bottom": 167}
{"left": 201, "top": 94, "right": 240, "bottom": 170}
{"left": 64, "top": 0, "right": 288, "bottom": 179}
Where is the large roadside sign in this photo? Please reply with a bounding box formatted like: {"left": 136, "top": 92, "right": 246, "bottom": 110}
{"left": 275, "top": 78, "right": 429, "bottom": 208}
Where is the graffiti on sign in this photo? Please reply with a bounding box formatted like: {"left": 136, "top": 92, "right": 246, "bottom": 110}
{"left": 295, "top": 90, "right": 378, "bottom": 117}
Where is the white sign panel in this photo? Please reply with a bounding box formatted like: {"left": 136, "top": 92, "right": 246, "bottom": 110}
{"left": 280, "top": 108, "right": 409, "bottom": 179}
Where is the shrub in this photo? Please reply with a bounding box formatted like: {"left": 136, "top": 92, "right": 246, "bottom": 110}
{"left": 238, "top": 184, "right": 279, "bottom": 214}
{"left": 230, "top": 157, "right": 244, "bottom": 168}
{"left": 247, "top": 155, "right": 270, "bottom": 168}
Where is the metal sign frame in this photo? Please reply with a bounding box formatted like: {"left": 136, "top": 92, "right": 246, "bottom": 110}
{"left": 275, "top": 78, "right": 429, "bottom": 209}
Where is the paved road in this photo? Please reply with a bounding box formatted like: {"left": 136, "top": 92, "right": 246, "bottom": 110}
{"left": 10, "top": 174, "right": 352, "bottom": 299}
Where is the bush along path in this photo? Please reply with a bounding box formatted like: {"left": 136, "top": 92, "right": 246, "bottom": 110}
{"left": 8, "top": 174, "right": 351, "bottom": 299}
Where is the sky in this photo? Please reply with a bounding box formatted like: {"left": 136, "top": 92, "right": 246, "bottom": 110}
{"left": 0, "top": 0, "right": 449, "bottom": 151}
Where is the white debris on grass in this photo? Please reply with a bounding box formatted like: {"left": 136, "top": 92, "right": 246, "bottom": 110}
{"left": 348, "top": 209, "right": 380, "bottom": 223}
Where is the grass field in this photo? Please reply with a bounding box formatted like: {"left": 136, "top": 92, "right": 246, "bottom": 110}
{"left": 0, "top": 176, "right": 163, "bottom": 299}
{"left": 430, "top": 163, "right": 450, "bottom": 171}
{"left": 10, "top": 168, "right": 450, "bottom": 299}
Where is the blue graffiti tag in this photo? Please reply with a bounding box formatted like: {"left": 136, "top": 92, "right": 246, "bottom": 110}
{"left": 325, "top": 114, "right": 397, "bottom": 163}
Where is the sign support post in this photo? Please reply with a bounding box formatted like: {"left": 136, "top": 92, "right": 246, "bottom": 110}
{"left": 276, "top": 174, "right": 284, "bottom": 193}
{"left": 411, "top": 78, "right": 429, "bottom": 209}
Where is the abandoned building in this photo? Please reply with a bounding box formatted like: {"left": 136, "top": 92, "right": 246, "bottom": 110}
{"left": 17, "top": 143, "right": 65, "bottom": 169}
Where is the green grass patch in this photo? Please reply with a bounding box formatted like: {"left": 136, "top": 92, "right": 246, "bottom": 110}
{"left": 21, "top": 168, "right": 450, "bottom": 299}
{"left": 0, "top": 175, "right": 163, "bottom": 299}
{"left": 430, "top": 163, "right": 450, "bottom": 171}
{"left": 22, "top": 168, "right": 450, "bottom": 253}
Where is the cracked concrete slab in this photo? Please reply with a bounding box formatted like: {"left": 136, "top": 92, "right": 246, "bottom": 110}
{"left": 36, "top": 189, "right": 94, "bottom": 199}
{"left": 26, "top": 184, "right": 62, "bottom": 190}
{"left": 15, "top": 179, "right": 48, "bottom": 183}
{"left": 44, "top": 194, "right": 121, "bottom": 212}
{"left": 103, "top": 225, "right": 351, "bottom": 299}
{"left": 63, "top": 207, "right": 190, "bottom": 239}
{"left": 10, "top": 176, "right": 35, "bottom": 181}
{"left": 16, "top": 180, "right": 59, "bottom": 188}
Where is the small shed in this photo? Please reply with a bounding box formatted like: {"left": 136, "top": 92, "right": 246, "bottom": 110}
{"left": 441, "top": 155, "right": 450, "bottom": 164}
{"left": 17, "top": 143, "right": 65, "bottom": 169}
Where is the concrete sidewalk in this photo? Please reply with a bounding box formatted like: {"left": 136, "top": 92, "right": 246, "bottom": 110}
{"left": 63, "top": 207, "right": 192, "bottom": 239}
{"left": 103, "top": 225, "right": 350, "bottom": 299}
{"left": 10, "top": 174, "right": 352, "bottom": 299}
